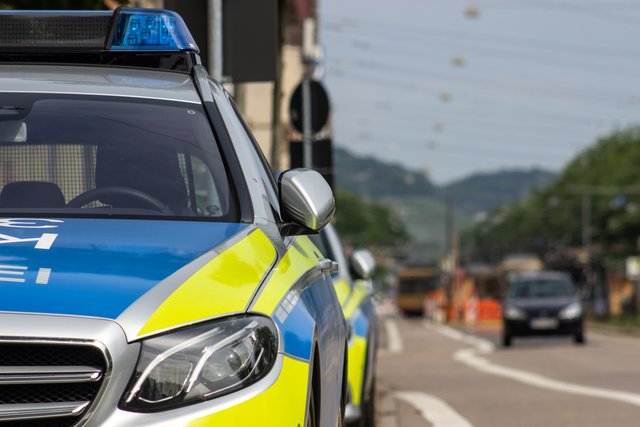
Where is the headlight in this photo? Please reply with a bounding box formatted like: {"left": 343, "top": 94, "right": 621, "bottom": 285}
{"left": 504, "top": 305, "right": 526, "bottom": 320}
{"left": 121, "top": 316, "right": 278, "bottom": 412}
{"left": 559, "top": 302, "right": 582, "bottom": 320}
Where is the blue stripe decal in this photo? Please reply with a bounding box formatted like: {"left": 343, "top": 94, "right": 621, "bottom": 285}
{"left": 352, "top": 308, "right": 368, "bottom": 338}
{"left": 0, "top": 218, "right": 247, "bottom": 319}
{"left": 275, "top": 298, "right": 314, "bottom": 361}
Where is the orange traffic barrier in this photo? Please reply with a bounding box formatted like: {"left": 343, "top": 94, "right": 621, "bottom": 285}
{"left": 477, "top": 299, "right": 502, "bottom": 322}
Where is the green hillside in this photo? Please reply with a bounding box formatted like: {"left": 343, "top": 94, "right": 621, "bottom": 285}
{"left": 440, "top": 169, "right": 556, "bottom": 216}
{"left": 334, "top": 147, "right": 434, "bottom": 198}
{"left": 334, "top": 146, "right": 554, "bottom": 262}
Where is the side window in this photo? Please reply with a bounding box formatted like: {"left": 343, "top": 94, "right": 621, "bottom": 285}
{"left": 228, "top": 98, "right": 281, "bottom": 217}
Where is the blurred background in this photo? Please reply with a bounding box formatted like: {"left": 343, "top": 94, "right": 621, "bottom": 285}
{"left": 13, "top": 0, "right": 640, "bottom": 340}
{"left": 9, "top": 1, "right": 640, "bottom": 425}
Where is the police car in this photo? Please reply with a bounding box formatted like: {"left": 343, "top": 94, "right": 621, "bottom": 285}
{"left": 0, "top": 8, "right": 347, "bottom": 427}
{"left": 310, "top": 225, "right": 378, "bottom": 427}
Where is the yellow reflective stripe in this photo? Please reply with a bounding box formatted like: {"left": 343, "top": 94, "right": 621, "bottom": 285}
{"left": 348, "top": 336, "right": 367, "bottom": 407}
{"left": 251, "top": 236, "right": 320, "bottom": 315}
{"left": 343, "top": 279, "right": 368, "bottom": 319}
{"left": 138, "top": 229, "right": 276, "bottom": 337}
{"left": 334, "top": 277, "right": 351, "bottom": 309}
{"left": 186, "top": 356, "right": 309, "bottom": 427}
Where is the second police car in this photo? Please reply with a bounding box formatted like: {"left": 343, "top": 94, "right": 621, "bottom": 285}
{"left": 0, "top": 8, "right": 347, "bottom": 427}
{"left": 311, "top": 225, "right": 378, "bottom": 427}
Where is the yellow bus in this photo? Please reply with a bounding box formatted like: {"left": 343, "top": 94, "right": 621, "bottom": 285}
{"left": 395, "top": 267, "right": 440, "bottom": 316}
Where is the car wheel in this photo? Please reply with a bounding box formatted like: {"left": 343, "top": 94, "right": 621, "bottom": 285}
{"left": 360, "top": 378, "right": 376, "bottom": 427}
{"left": 502, "top": 333, "right": 512, "bottom": 347}
{"left": 574, "top": 332, "right": 586, "bottom": 345}
{"left": 306, "top": 383, "right": 318, "bottom": 427}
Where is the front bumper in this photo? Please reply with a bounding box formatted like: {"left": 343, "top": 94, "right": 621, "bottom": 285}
{"left": 0, "top": 313, "right": 310, "bottom": 427}
{"left": 504, "top": 317, "right": 583, "bottom": 337}
{"left": 98, "top": 354, "right": 309, "bottom": 427}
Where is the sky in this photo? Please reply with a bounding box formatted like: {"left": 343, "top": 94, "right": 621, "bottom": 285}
{"left": 319, "top": 0, "right": 640, "bottom": 184}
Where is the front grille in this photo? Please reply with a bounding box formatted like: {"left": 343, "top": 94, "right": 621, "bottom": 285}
{"left": 527, "top": 309, "right": 560, "bottom": 318}
{"left": 0, "top": 342, "right": 108, "bottom": 426}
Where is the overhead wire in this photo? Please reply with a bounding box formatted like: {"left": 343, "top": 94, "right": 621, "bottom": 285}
{"left": 326, "top": 70, "right": 635, "bottom": 124}
{"left": 336, "top": 109, "right": 607, "bottom": 133}
{"left": 327, "top": 57, "right": 635, "bottom": 105}
{"left": 321, "top": 7, "right": 639, "bottom": 180}
{"left": 497, "top": 0, "right": 640, "bottom": 28}
{"left": 329, "top": 82, "right": 612, "bottom": 127}
{"left": 322, "top": 26, "right": 640, "bottom": 80}
{"left": 337, "top": 123, "right": 583, "bottom": 156}
{"left": 321, "top": 13, "right": 640, "bottom": 59}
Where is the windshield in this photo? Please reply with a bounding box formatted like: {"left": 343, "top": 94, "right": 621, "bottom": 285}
{"left": 509, "top": 279, "right": 575, "bottom": 299}
{"left": 0, "top": 94, "right": 235, "bottom": 220}
{"left": 399, "top": 277, "right": 439, "bottom": 294}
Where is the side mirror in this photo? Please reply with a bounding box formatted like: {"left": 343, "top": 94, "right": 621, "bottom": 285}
{"left": 279, "top": 168, "right": 335, "bottom": 235}
{"left": 350, "top": 249, "right": 376, "bottom": 280}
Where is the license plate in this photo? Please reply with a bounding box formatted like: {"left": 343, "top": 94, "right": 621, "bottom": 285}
{"left": 530, "top": 318, "right": 558, "bottom": 330}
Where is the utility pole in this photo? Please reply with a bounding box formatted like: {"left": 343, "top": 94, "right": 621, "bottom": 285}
{"left": 444, "top": 197, "right": 455, "bottom": 321}
{"left": 269, "top": 0, "right": 286, "bottom": 170}
{"left": 301, "top": 18, "right": 316, "bottom": 169}
{"left": 207, "top": 0, "right": 223, "bottom": 81}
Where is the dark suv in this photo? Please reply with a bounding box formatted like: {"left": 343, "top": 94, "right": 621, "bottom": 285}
{"left": 502, "top": 272, "right": 584, "bottom": 347}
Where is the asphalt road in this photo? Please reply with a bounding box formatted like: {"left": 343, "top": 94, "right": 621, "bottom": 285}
{"left": 375, "top": 315, "right": 640, "bottom": 427}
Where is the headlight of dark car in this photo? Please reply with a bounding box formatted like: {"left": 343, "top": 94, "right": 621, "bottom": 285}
{"left": 504, "top": 305, "right": 527, "bottom": 320}
{"left": 558, "top": 302, "right": 582, "bottom": 320}
{"left": 121, "top": 315, "right": 278, "bottom": 412}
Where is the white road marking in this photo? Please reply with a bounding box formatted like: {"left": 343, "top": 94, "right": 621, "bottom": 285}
{"left": 430, "top": 323, "right": 640, "bottom": 408}
{"left": 385, "top": 319, "right": 403, "bottom": 353}
{"left": 396, "top": 391, "right": 474, "bottom": 427}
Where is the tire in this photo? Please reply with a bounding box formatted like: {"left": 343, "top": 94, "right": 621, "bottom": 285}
{"left": 307, "top": 352, "right": 320, "bottom": 427}
{"left": 306, "top": 382, "right": 318, "bottom": 427}
{"left": 574, "top": 332, "right": 585, "bottom": 345}
{"left": 360, "top": 378, "right": 376, "bottom": 427}
{"left": 502, "top": 333, "right": 512, "bottom": 347}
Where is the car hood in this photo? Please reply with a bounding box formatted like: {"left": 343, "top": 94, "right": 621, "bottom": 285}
{"left": 509, "top": 296, "right": 576, "bottom": 310}
{"left": 0, "top": 218, "right": 249, "bottom": 319}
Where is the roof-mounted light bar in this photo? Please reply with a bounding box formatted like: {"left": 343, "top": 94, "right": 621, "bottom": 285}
{"left": 0, "top": 8, "right": 199, "bottom": 53}
{"left": 109, "top": 8, "right": 198, "bottom": 52}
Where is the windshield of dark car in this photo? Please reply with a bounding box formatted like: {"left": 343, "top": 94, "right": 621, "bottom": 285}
{"left": 0, "top": 94, "right": 235, "bottom": 220}
{"left": 509, "top": 279, "right": 575, "bottom": 299}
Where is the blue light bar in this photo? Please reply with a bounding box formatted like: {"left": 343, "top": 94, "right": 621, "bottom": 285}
{"left": 110, "top": 8, "right": 199, "bottom": 53}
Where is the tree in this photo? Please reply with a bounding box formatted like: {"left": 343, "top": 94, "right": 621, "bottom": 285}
{"left": 335, "top": 190, "right": 409, "bottom": 247}
{"left": 466, "top": 126, "right": 640, "bottom": 262}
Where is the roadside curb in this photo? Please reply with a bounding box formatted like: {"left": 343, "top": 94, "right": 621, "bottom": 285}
{"left": 587, "top": 321, "right": 640, "bottom": 337}
{"left": 377, "top": 381, "right": 399, "bottom": 427}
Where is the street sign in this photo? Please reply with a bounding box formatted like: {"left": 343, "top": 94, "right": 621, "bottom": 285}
{"left": 163, "top": 0, "right": 278, "bottom": 82}
{"left": 290, "top": 139, "right": 334, "bottom": 190}
{"left": 289, "top": 79, "right": 330, "bottom": 134}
